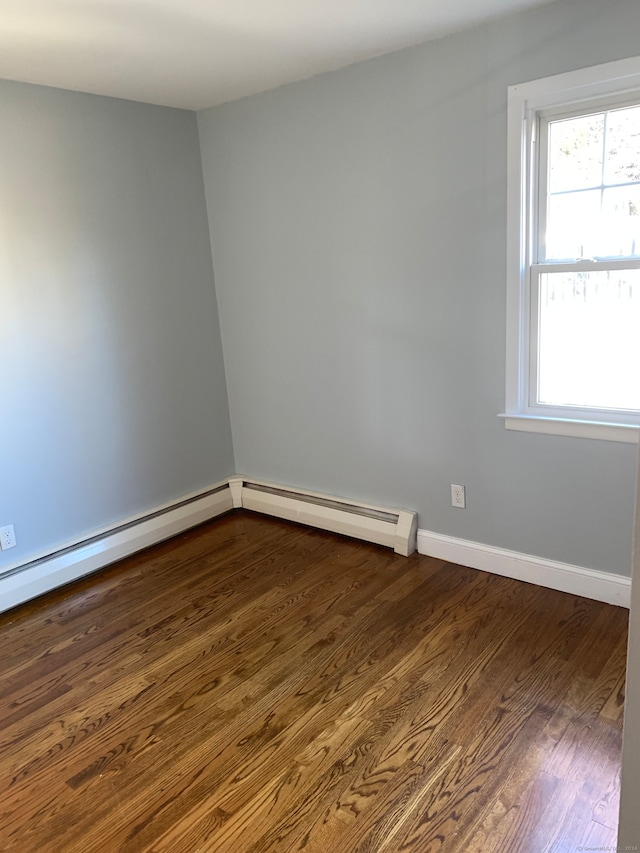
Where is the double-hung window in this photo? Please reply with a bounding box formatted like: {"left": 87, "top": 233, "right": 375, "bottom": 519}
{"left": 504, "top": 57, "right": 640, "bottom": 442}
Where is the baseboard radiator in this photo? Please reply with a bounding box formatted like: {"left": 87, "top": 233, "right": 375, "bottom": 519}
{"left": 0, "top": 477, "right": 417, "bottom": 613}
{"left": 229, "top": 477, "right": 418, "bottom": 557}
{"left": 0, "top": 483, "right": 234, "bottom": 615}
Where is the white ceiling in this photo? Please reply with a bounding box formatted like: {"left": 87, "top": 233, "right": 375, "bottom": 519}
{"left": 0, "top": 0, "right": 555, "bottom": 111}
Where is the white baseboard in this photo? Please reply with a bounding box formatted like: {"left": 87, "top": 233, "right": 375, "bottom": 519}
{"left": 417, "top": 529, "right": 631, "bottom": 608}
{"left": 0, "top": 482, "right": 233, "bottom": 615}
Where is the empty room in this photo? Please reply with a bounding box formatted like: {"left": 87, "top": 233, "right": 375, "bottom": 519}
{"left": 1, "top": 0, "right": 640, "bottom": 849}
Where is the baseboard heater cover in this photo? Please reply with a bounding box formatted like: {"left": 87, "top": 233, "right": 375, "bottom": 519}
{"left": 0, "top": 482, "right": 233, "bottom": 615}
{"left": 0, "top": 477, "right": 417, "bottom": 616}
{"left": 230, "top": 477, "right": 417, "bottom": 556}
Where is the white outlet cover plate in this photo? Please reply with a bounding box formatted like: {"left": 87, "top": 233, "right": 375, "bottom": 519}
{"left": 0, "top": 524, "right": 16, "bottom": 550}
{"left": 451, "top": 485, "right": 466, "bottom": 509}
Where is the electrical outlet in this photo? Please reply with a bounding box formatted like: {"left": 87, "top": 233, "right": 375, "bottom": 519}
{"left": 450, "top": 484, "right": 466, "bottom": 509}
{"left": 0, "top": 524, "right": 16, "bottom": 550}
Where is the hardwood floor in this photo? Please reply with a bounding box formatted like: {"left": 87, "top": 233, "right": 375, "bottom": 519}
{"left": 0, "top": 511, "right": 628, "bottom": 852}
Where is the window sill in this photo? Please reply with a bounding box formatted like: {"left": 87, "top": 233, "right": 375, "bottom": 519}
{"left": 499, "top": 414, "right": 640, "bottom": 443}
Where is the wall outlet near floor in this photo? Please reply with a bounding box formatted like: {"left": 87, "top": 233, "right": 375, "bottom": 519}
{"left": 0, "top": 524, "right": 16, "bottom": 550}
{"left": 450, "top": 484, "right": 466, "bottom": 509}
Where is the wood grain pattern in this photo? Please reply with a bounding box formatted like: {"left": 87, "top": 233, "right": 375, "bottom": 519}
{"left": 0, "top": 511, "right": 628, "bottom": 852}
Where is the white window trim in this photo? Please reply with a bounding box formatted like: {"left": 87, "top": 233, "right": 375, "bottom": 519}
{"left": 503, "top": 56, "right": 640, "bottom": 443}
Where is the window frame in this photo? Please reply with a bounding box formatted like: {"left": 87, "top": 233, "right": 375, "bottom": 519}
{"left": 503, "top": 57, "right": 640, "bottom": 443}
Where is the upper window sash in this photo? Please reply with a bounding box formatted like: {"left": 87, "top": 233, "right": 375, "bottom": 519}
{"left": 536, "top": 102, "right": 640, "bottom": 265}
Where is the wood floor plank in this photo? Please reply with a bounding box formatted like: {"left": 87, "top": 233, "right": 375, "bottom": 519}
{"left": 0, "top": 511, "right": 628, "bottom": 852}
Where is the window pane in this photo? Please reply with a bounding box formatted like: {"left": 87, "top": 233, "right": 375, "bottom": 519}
{"left": 548, "top": 113, "right": 604, "bottom": 192}
{"left": 604, "top": 104, "right": 640, "bottom": 185}
{"left": 601, "top": 185, "right": 640, "bottom": 256}
{"left": 546, "top": 190, "right": 600, "bottom": 260}
{"left": 537, "top": 270, "right": 640, "bottom": 410}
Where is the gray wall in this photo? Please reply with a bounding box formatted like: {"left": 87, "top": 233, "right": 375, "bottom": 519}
{"left": 198, "top": 0, "right": 640, "bottom": 575}
{"left": 0, "top": 80, "right": 234, "bottom": 568}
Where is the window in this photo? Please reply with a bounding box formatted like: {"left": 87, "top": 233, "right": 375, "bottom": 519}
{"left": 504, "top": 58, "right": 640, "bottom": 442}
